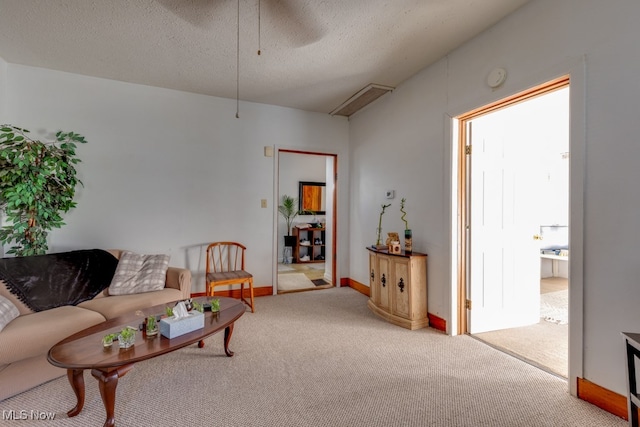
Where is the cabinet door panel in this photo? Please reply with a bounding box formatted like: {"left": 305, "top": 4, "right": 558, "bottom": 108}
{"left": 369, "top": 253, "right": 379, "bottom": 305}
{"left": 378, "top": 255, "right": 390, "bottom": 310}
{"left": 392, "top": 259, "right": 410, "bottom": 318}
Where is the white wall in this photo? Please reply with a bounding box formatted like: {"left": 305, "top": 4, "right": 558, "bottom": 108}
{"left": 0, "top": 56, "right": 6, "bottom": 119}
{"left": 2, "top": 64, "right": 349, "bottom": 294}
{"left": 348, "top": 0, "right": 640, "bottom": 397}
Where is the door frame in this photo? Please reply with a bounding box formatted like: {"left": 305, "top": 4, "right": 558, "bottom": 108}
{"left": 457, "top": 76, "right": 570, "bottom": 334}
{"left": 273, "top": 148, "right": 338, "bottom": 293}
{"left": 450, "top": 58, "right": 587, "bottom": 395}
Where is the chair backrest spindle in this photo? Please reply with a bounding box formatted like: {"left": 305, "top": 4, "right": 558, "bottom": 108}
{"left": 206, "top": 242, "right": 247, "bottom": 275}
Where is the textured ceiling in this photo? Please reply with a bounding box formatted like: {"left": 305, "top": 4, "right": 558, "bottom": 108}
{"left": 0, "top": 0, "right": 531, "bottom": 114}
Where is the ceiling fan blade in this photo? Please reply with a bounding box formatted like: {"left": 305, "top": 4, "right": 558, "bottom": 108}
{"left": 263, "top": 0, "right": 325, "bottom": 47}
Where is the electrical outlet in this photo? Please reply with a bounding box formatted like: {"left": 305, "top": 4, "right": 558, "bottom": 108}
{"left": 261, "top": 199, "right": 267, "bottom": 208}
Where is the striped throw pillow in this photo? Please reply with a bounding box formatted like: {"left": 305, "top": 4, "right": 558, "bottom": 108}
{"left": 0, "top": 295, "right": 19, "bottom": 332}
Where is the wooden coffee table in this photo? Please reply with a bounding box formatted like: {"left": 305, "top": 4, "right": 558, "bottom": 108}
{"left": 48, "top": 297, "right": 245, "bottom": 427}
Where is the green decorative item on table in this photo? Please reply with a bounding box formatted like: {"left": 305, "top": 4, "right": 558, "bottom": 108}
{"left": 192, "top": 300, "right": 204, "bottom": 313}
{"left": 146, "top": 315, "right": 158, "bottom": 336}
{"left": 210, "top": 298, "right": 220, "bottom": 312}
{"left": 102, "top": 333, "right": 117, "bottom": 347}
{"left": 118, "top": 326, "right": 136, "bottom": 349}
{"left": 0, "top": 125, "right": 87, "bottom": 256}
{"left": 165, "top": 305, "right": 174, "bottom": 318}
{"left": 400, "top": 198, "right": 412, "bottom": 253}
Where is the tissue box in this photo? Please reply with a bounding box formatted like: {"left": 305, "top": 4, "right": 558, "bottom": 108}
{"left": 160, "top": 311, "right": 205, "bottom": 339}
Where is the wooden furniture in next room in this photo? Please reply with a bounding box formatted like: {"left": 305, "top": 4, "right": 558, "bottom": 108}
{"left": 367, "top": 247, "right": 428, "bottom": 330}
{"left": 206, "top": 242, "right": 255, "bottom": 313}
{"left": 48, "top": 297, "right": 245, "bottom": 427}
{"left": 293, "top": 226, "right": 325, "bottom": 263}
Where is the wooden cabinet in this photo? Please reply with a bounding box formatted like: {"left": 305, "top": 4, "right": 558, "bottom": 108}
{"left": 367, "top": 247, "right": 428, "bottom": 330}
{"left": 293, "top": 227, "right": 325, "bottom": 263}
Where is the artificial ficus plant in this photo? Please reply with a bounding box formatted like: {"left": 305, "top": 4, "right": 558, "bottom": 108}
{"left": 0, "top": 125, "right": 87, "bottom": 256}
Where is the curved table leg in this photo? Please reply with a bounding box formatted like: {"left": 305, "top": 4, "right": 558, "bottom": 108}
{"left": 66, "top": 369, "right": 85, "bottom": 417}
{"left": 224, "top": 323, "right": 235, "bottom": 357}
{"left": 92, "top": 364, "right": 134, "bottom": 427}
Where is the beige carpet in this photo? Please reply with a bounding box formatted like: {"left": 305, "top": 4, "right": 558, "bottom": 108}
{"left": 474, "top": 320, "right": 569, "bottom": 378}
{"left": 2, "top": 288, "right": 623, "bottom": 426}
{"left": 474, "top": 279, "right": 569, "bottom": 378}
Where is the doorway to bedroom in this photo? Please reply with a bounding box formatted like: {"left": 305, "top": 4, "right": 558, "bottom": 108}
{"left": 458, "top": 77, "right": 570, "bottom": 378}
{"left": 277, "top": 150, "right": 336, "bottom": 293}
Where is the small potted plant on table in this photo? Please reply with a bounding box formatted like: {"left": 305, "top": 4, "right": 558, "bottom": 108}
{"left": 145, "top": 315, "right": 158, "bottom": 337}
{"left": 118, "top": 326, "right": 137, "bottom": 349}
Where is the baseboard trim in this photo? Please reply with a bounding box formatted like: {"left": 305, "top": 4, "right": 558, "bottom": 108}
{"left": 343, "top": 277, "right": 370, "bottom": 296}
{"left": 427, "top": 313, "right": 447, "bottom": 333}
{"left": 191, "top": 286, "right": 273, "bottom": 299}
{"left": 577, "top": 377, "right": 628, "bottom": 420}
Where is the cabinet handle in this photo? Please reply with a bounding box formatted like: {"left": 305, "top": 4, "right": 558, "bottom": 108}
{"left": 381, "top": 273, "right": 386, "bottom": 287}
{"left": 370, "top": 270, "right": 375, "bottom": 281}
{"left": 398, "top": 277, "right": 405, "bottom": 293}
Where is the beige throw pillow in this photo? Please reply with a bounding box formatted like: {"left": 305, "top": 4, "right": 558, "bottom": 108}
{"left": 108, "top": 251, "right": 170, "bottom": 295}
{"left": 0, "top": 295, "right": 20, "bottom": 332}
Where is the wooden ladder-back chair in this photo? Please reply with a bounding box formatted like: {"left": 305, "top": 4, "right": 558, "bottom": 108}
{"left": 205, "top": 242, "right": 254, "bottom": 313}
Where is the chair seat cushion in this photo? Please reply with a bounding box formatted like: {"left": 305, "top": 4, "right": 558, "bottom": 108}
{"left": 207, "top": 270, "right": 252, "bottom": 283}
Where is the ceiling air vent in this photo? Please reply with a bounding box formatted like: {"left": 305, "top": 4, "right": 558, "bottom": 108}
{"left": 330, "top": 84, "right": 394, "bottom": 117}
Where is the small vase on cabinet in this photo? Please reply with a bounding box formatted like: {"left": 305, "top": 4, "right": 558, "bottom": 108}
{"left": 404, "top": 229, "right": 412, "bottom": 253}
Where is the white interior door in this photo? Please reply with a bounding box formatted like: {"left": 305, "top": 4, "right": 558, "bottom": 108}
{"left": 467, "top": 108, "right": 543, "bottom": 334}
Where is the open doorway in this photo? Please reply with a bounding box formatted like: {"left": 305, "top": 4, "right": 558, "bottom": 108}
{"left": 277, "top": 150, "right": 336, "bottom": 293}
{"left": 457, "top": 78, "right": 570, "bottom": 377}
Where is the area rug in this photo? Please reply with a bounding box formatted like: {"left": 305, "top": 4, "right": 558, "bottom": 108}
{"left": 277, "top": 263, "right": 295, "bottom": 272}
{"left": 312, "top": 278, "right": 328, "bottom": 286}
{"left": 277, "top": 273, "right": 316, "bottom": 291}
{"left": 540, "top": 290, "right": 568, "bottom": 324}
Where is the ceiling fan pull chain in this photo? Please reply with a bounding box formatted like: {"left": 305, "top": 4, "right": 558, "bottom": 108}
{"left": 236, "top": 0, "right": 240, "bottom": 118}
{"left": 257, "top": 0, "right": 262, "bottom": 56}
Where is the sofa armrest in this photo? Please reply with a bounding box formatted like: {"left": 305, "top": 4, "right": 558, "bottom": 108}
{"left": 165, "top": 267, "right": 192, "bottom": 299}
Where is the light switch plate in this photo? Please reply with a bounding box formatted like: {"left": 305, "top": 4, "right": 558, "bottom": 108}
{"left": 260, "top": 199, "right": 267, "bottom": 208}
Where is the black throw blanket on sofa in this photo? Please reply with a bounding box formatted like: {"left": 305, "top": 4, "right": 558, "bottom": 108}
{"left": 0, "top": 249, "right": 119, "bottom": 312}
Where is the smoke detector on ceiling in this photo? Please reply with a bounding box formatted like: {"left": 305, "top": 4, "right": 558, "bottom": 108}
{"left": 330, "top": 84, "right": 394, "bottom": 117}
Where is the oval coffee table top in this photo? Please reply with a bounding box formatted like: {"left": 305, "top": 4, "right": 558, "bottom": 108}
{"left": 48, "top": 296, "right": 245, "bottom": 370}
